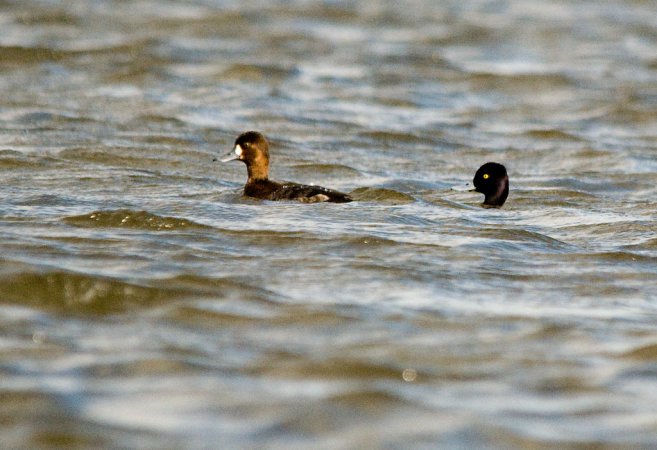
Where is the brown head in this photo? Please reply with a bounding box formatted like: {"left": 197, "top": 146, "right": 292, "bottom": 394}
{"left": 220, "top": 131, "right": 270, "bottom": 181}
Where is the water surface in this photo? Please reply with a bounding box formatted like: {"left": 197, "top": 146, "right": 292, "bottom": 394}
{"left": 2, "top": 0, "right": 657, "bottom": 448}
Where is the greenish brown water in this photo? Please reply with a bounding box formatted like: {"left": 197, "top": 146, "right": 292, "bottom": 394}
{"left": 2, "top": 1, "right": 657, "bottom": 448}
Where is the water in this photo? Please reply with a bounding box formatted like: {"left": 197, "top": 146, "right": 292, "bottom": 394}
{"left": 2, "top": 0, "right": 657, "bottom": 448}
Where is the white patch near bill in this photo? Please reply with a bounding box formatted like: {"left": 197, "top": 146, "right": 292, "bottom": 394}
{"left": 234, "top": 144, "right": 243, "bottom": 156}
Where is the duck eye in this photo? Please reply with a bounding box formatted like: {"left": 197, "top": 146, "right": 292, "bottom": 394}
{"left": 483, "top": 173, "right": 489, "bottom": 180}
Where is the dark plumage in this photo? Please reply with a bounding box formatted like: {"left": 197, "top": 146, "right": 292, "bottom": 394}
{"left": 472, "top": 162, "right": 509, "bottom": 207}
{"left": 220, "top": 131, "right": 352, "bottom": 203}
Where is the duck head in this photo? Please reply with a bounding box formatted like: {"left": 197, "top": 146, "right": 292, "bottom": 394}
{"left": 220, "top": 131, "right": 270, "bottom": 181}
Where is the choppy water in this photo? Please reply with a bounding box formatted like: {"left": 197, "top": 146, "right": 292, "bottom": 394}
{"left": 2, "top": 0, "right": 657, "bottom": 448}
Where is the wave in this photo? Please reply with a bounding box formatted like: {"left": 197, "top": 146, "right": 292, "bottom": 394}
{"left": 349, "top": 187, "right": 416, "bottom": 203}
{"left": 0, "top": 269, "right": 286, "bottom": 315}
{"left": 0, "top": 271, "right": 179, "bottom": 314}
{"left": 63, "top": 210, "right": 212, "bottom": 231}
{"left": 288, "top": 163, "right": 360, "bottom": 177}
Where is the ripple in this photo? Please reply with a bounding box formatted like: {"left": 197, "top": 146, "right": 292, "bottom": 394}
{"left": 623, "top": 343, "right": 657, "bottom": 361}
{"left": 0, "top": 271, "right": 180, "bottom": 314}
{"left": 477, "top": 227, "right": 573, "bottom": 252}
{"left": 288, "top": 163, "right": 360, "bottom": 177}
{"left": 63, "top": 210, "right": 212, "bottom": 231}
{"left": 349, "top": 187, "right": 416, "bottom": 203}
{"left": 358, "top": 130, "right": 434, "bottom": 146}
{"left": 0, "top": 46, "right": 71, "bottom": 65}
{"left": 0, "top": 150, "right": 55, "bottom": 169}
{"left": 220, "top": 63, "right": 298, "bottom": 82}
{"left": 0, "top": 269, "right": 292, "bottom": 316}
{"left": 521, "top": 128, "right": 584, "bottom": 141}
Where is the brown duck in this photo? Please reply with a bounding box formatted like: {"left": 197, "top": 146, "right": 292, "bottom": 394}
{"left": 220, "top": 131, "right": 353, "bottom": 203}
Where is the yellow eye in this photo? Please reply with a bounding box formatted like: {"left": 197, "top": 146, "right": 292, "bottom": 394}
{"left": 483, "top": 174, "right": 489, "bottom": 179}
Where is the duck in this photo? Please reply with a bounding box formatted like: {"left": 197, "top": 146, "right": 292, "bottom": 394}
{"left": 219, "top": 131, "right": 353, "bottom": 203}
{"left": 471, "top": 162, "right": 509, "bottom": 207}
{"left": 452, "top": 162, "right": 509, "bottom": 207}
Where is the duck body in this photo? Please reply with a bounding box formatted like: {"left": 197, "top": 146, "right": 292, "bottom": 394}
{"left": 245, "top": 179, "right": 352, "bottom": 203}
{"left": 221, "top": 131, "right": 352, "bottom": 203}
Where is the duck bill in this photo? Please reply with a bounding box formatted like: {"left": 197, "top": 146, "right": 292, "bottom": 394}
{"left": 219, "top": 150, "right": 239, "bottom": 162}
{"left": 451, "top": 182, "right": 476, "bottom": 192}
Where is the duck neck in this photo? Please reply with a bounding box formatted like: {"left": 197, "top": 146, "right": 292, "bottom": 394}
{"left": 484, "top": 176, "right": 509, "bottom": 207}
{"left": 247, "top": 163, "right": 269, "bottom": 183}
